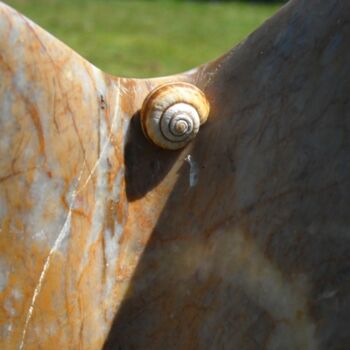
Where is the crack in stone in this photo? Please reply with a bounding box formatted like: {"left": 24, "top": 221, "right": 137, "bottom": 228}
{"left": 18, "top": 80, "right": 122, "bottom": 350}
{"left": 18, "top": 168, "right": 84, "bottom": 350}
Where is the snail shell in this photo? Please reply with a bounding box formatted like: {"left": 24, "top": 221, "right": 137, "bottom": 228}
{"left": 140, "top": 82, "right": 210, "bottom": 150}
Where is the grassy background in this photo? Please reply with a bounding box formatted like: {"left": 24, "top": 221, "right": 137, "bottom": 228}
{"left": 6, "top": 0, "right": 283, "bottom": 78}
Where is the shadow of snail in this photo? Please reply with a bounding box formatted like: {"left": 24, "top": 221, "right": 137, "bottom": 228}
{"left": 125, "top": 82, "right": 210, "bottom": 201}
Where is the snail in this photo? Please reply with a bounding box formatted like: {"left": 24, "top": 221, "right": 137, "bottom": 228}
{"left": 140, "top": 82, "right": 210, "bottom": 150}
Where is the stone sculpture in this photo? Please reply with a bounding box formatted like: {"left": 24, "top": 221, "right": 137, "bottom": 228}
{"left": 0, "top": 0, "right": 349, "bottom": 349}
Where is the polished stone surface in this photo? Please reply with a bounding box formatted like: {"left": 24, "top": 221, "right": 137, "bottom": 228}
{"left": 0, "top": 0, "right": 350, "bottom": 349}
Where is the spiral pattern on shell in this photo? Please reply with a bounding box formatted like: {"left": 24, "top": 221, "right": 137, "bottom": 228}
{"left": 140, "top": 82, "right": 210, "bottom": 150}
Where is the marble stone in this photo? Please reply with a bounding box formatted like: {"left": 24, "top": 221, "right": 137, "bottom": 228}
{"left": 0, "top": 0, "right": 349, "bottom": 349}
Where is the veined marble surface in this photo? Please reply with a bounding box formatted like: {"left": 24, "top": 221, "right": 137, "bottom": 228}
{"left": 0, "top": 0, "right": 349, "bottom": 349}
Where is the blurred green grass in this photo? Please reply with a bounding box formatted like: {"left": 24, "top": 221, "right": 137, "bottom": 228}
{"left": 6, "top": 0, "right": 282, "bottom": 78}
